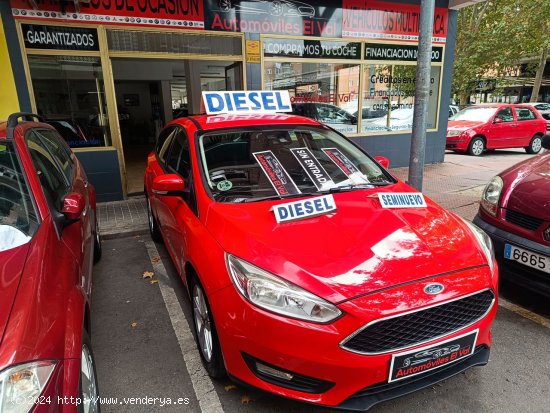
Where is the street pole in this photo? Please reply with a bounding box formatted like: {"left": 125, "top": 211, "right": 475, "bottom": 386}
{"left": 408, "top": 0, "right": 435, "bottom": 191}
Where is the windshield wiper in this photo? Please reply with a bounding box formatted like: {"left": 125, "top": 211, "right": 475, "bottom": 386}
{"left": 238, "top": 192, "right": 320, "bottom": 203}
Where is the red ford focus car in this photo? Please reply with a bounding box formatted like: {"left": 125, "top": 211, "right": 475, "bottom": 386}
{"left": 0, "top": 113, "right": 100, "bottom": 412}
{"left": 474, "top": 135, "right": 550, "bottom": 296}
{"left": 446, "top": 104, "right": 547, "bottom": 155}
{"left": 145, "top": 92, "right": 498, "bottom": 410}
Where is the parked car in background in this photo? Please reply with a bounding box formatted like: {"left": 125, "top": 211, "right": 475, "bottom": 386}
{"left": 446, "top": 104, "right": 547, "bottom": 155}
{"left": 291, "top": 102, "right": 357, "bottom": 133}
{"left": 474, "top": 134, "right": 550, "bottom": 296}
{"left": 0, "top": 113, "right": 101, "bottom": 412}
{"left": 523, "top": 102, "right": 550, "bottom": 130}
{"left": 449, "top": 105, "right": 460, "bottom": 118}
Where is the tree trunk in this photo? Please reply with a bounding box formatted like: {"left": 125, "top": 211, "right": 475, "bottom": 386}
{"left": 530, "top": 46, "right": 548, "bottom": 103}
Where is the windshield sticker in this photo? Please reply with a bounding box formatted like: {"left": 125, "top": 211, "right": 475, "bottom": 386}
{"left": 378, "top": 193, "right": 427, "bottom": 208}
{"left": 253, "top": 150, "right": 301, "bottom": 196}
{"left": 273, "top": 194, "right": 337, "bottom": 224}
{"left": 216, "top": 180, "right": 233, "bottom": 191}
{"left": 290, "top": 148, "right": 335, "bottom": 190}
{"left": 322, "top": 148, "right": 370, "bottom": 184}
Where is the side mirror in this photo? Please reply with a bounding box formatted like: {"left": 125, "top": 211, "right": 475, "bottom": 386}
{"left": 152, "top": 174, "right": 185, "bottom": 196}
{"left": 374, "top": 156, "right": 390, "bottom": 169}
{"left": 493, "top": 117, "right": 504, "bottom": 124}
{"left": 61, "top": 192, "right": 85, "bottom": 222}
{"left": 542, "top": 134, "right": 550, "bottom": 150}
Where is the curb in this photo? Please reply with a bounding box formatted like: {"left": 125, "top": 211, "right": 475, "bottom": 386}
{"left": 101, "top": 228, "right": 149, "bottom": 240}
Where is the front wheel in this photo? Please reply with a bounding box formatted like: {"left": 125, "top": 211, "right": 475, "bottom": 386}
{"left": 147, "top": 196, "right": 162, "bottom": 242}
{"left": 468, "top": 137, "right": 485, "bottom": 156}
{"left": 191, "top": 277, "right": 226, "bottom": 379}
{"left": 525, "top": 135, "right": 542, "bottom": 154}
{"left": 79, "top": 331, "right": 100, "bottom": 413}
{"left": 93, "top": 217, "right": 102, "bottom": 263}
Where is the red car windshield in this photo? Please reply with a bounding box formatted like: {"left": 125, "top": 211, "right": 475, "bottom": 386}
{"left": 198, "top": 127, "right": 394, "bottom": 203}
{"left": 451, "top": 107, "right": 498, "bottom": 122}
{"left": 0, "top": 141, "right": 38, "bottom": 248}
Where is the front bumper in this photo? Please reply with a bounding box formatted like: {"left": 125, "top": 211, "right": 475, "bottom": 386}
{"left": 445, "top": 137, "right": 468, "bottom": 151}
{"left": 210, "top": 266, "right": 497, "bottom": 409}
{"left": 474, "top": 215, "right": 550, "bottom": 297}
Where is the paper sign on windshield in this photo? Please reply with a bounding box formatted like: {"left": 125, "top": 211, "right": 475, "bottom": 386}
{"left": 290, "top": 147, "right": 335, "bottom": 190}
{"left": 273, "top": 195, "right": 337, "bottom": 224}
{"left": 253, "top": 150, "right": 301, "bottom": 196}
{"left": 378, "top": 193, "right": 427, "bottom": 208}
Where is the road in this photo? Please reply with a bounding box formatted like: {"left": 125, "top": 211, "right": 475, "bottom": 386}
{"left": 91, "top": 150, "right": 550, "bottom": 413}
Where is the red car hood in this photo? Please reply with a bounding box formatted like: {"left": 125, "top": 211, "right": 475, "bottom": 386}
{"left": 0, "top": 242, "right": 30, "bottom": 345}
{"left": 501, "top": 152, "right": 550, "bottom": 220}
{"left": 205, "top": 183, "right": 488, "bottom": 303}
{"left": 447, "top": 120, "right": 485, "bottom": 131}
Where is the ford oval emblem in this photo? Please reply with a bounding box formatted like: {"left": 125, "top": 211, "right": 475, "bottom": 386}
{"left": 424, "top": 283, "right": 445, "bottom": 295}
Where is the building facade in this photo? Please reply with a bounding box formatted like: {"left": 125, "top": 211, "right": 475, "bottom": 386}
{"left": 1, "top": 0, "right": 468, "bottom": 201}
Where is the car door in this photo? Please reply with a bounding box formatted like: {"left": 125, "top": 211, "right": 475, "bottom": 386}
{"left": 489, "top": 107, "right": 516, "bottom": 148}
{"left": 25, "top": 131, "right": 87, "bottom": 294}
{"left": 514, "top": 107, "right": 538, "bottom": 145}
{"left": 32, "top": 128, "right": 95, "bottom": 294}
{"left": 161, "top": 127, "right": 198, "bottom": 274}
{"left": 147, "top": 126, "right": 178, "bottom": 234}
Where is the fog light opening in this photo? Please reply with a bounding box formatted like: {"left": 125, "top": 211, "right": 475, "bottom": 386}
{"left": 255, "top": 362, "right": 294, "bottom": 381}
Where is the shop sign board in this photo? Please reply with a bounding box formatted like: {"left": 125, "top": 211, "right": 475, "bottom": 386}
{"left": 202, "top": 91, "right": 293, "bottom": 115}
{"left": 342, "top": 0, "right": 448, "bottom": 44}
{"left": 365, "top": 43, "right": 443, "bottom": 63}
{"left": 22, "top": 24, "right": 99, "bottom": 51}
{"left": 246, "top": 40, "right": 261, "bottom": 64}
{"left": 203, "top": 0, "right": 343, "bottom": 37}
{"left": 11, "top": 0, "right": 204, "bottom": 29}
{"left": 263, "top": 38, "right": 361, "bottom": 60}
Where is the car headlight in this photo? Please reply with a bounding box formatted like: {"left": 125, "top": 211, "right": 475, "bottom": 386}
{"left": 460, "top": 218, "right": 495, "bottom": 273}
{"left": 0, "top": 361, "right": 56, "bottom": 413}
{"left": 226, "top": 254, "right": 342, "bottom": 323}
{"left": 480, "top": 176, "right": 503, "bottom": 216}
{"left": 447, "top": 129, "right": 463, "bottom": 137}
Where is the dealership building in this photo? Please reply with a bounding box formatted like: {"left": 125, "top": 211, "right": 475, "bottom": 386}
{"left": 1, "top": 0, "right": 473, "bottom": 201}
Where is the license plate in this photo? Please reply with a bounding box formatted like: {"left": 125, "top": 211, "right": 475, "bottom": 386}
{"left": 388, "top": 330, "right": 478, "bottom": 383}
{"left": 504, "top": 244, "right": 550, "bottom": 274}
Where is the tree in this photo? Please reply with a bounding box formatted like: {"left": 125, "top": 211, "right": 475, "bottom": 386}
{"left": 453, "top": 0, "right": 550, "bottom": 105}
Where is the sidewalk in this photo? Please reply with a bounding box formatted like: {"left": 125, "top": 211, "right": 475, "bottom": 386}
{"left": 97, "top": 149, "right": 533, "bottom": 238}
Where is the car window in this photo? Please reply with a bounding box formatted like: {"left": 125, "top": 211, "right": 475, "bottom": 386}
{"left": 451, "top": 107, "right": 497, "bottom": 122}
{"left": 26, "top": 132, "right": 70, "bottom": 211}
{"left": 494, "top": 108, "right": 514, "bottom": 122}
{"left": 156, "top": 127, "right": 177, "bottom": 163}
{"left": 33, "top": 129, "right": 74, "bottom": 183}
{"left": 198, "top": 126, "right": 394, "bottom": 203}
{"left": 516, "top": 108, "right": 537, "bottom": 121}
{"left": 0, "top": 141, "right": 39, "bottom": 243}
{"left": 166, "top": 129, "right": 191, "bottom": 180}
{"left": 316, "top": 105, "right": 355, "bottom": 124}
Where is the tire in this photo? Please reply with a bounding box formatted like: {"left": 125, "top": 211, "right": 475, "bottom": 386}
{"left": 79, "top": 331, "right": 101, "bottom": 413}
{"left": 190, "top": 276, "right": 226, "bottom": 379}
{"left": 146, "top": 196, "right": 162, "bottom": 242}
{"left": 468, "top": 137, "right": 485, "bottom": 156}
{"left": 525, "top": 135, "right": 542, "bottom": 154}
{"left": 93, "top": 217, "right": 102, "bottom": 263}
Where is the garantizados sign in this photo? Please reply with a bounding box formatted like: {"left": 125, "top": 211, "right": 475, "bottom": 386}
{"left": 22, "top": 24, "right": 99, "bottom": 51}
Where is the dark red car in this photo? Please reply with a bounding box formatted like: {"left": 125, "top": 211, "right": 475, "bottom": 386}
{"left": 0, "top": 113, "right": 101, "bottom": 412}
{"left": 474, "top": 135, "right": 550, "bottom": 296}
{"left": 446, "top": 104, "right": 547, "bottom": 155}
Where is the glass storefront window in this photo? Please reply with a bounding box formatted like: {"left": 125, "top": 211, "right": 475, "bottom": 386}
{"left": 361, "top": 64, "right": 441, "bottom": 133}
{"left": 264, "top": 61, "right": 360, "bottom": 135}
{"left": 28, "top": 55, "right": 112, "bottom": 148}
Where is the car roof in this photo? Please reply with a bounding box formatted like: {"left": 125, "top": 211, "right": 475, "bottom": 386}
{"left": 0, "top": 119, "right": 56, "bottom": 141}
{"left": 173, "top": 113, "right": 321, "bottom": 131}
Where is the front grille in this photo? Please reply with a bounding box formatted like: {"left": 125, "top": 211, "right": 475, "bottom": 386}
{"left": 341, "top": 290, "right": 494, "bottom": 354}
{"left": 505, "top": 209, "right": 544, "bottom": 231}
